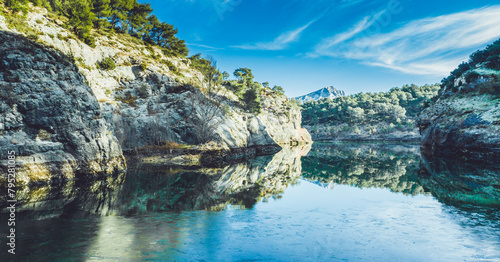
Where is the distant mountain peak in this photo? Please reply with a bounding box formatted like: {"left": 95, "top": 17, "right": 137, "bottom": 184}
{"left": 294, "top": 86, "right": 345, "bottom": 103}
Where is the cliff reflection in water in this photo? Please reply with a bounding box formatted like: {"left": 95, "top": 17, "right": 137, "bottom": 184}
{"left": 0, "top": 172, "right": 125, "bottom": 218}
{"left": 301, "top": 142, "right": 428, "bottom": 195}
{"left": 116, "top": 145, "right": 310, "bottom": 214}
{"left": 419, "top": 152, "right": 500, "bottom": 207}
{"left": 2, "top": 145, "right": 310, "bottom": 219}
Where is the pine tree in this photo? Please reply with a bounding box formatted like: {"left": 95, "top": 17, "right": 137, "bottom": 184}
{"left": 92, "top": 0, "right": 111, "bottom": 28}
{"left": 243, "top": 87, "right": 262, "bottom": 114}
{"left": 127, "top": 2, "right": 152, "bottom": 36}
{"left": 109, "top": 0, "right": 134, "bottom": 31}
{"left": 65, "top": 0, "right": 96, "bottom": 46}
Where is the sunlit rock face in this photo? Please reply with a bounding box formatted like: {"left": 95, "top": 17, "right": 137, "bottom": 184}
{"left": 418, "top": 152, "right": 500, "bottom": 206}
{"left": 101, "top": 83, "right": 311, "bottom": 151}
{"left": 0, "top": 31, "right": 126, "bottom": 186}
{"left": 0, "top": 9, "right": 310, "bottom": 151}
{"left": 301, "top": 142, "right": 428, "bottom": 196}
{"left": 114, "top": 145, "right": 311, "bottom": 214}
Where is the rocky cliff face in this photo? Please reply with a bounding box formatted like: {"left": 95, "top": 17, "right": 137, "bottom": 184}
{"left": 1, "top": 7, "right": 310, "bottom": 151}
{"left": 294, "top": 86, "right": 345, "bottom": 104}
{"left": 0, "top": 6, "right": 310, "bottom": 185}
{"left": 0, "top": 31, "right": 126, "bottom": 186}
{"left": 418, "top": 73, "right": 499, "bottom": 158}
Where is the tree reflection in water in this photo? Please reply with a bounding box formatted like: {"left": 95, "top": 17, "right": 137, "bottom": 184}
{"left": 301, "top": 142, "right": 428, "bottom": 195}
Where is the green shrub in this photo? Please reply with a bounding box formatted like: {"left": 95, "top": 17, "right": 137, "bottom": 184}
{"left": 99, "top": 57, "right": 116, "bottom": 70}
{"left": 137, "top": 84, "right": 149, "bottom": 98}
{"left": 243, "top": 88, "right": 262, "bottom": 114}
{"left": 465, "top": 71, "right": 480, "bottom": 83}
{"left": 140, "top": 62, "right": 147, "bottom": 71}
{"left": 161, "top": 60, "right": 178, "bottom": 74}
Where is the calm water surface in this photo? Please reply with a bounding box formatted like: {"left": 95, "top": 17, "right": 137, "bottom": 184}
{"left": 1, "top": 142, "right": 499, "bottom": 261}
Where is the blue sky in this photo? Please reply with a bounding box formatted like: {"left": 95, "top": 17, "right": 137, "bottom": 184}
{"left": 143, "top": 0, "right": 500, "bottom": 97}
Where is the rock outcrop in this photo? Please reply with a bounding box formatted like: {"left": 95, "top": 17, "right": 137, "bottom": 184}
{"left": 2, "top": 7, "right": 310, "bottom": 152}
{"left": 418, "top": 93, "right": 500, "bottom": 158}
{"left": 294, "top": 86, "right": 345, "bottom": 104}
{"left": 417, "top": 44, "right": 500, "bottom": 159}
{"left": 0, "top": 5, "right": 310, "bottom": 186}
{"left": 0, "top": 31, "right": 126, "bottom": 186}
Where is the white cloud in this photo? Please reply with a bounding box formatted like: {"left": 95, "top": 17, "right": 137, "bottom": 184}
{"left": 186, "top": 43, "right": 223, "bottom": 50}
{"left": 310, "top": 5, "right": 500, "bottom": 76}
{"left": 233, "top": 20, "right": 316, "bottom": 50}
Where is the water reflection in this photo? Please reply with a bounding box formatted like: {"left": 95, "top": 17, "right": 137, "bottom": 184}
{"left": 0, "top": 173, "right": 125, "bottom": 219}
{"left": 302, "top": 142, "right": 428, "bottom": 195}
{"left": 115, "top": 145, "right": 311, "bottom": 214}
{"left": 418, "top": 152, "right": 500, "bottom": 206}
{"left": 1, "top": 142, "right": 500, "bottom": 261}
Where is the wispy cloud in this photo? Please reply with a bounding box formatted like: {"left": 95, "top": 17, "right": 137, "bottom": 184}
{"left": 310, "top": 5, "right": 500, "bottom": 76}
{"left": 186, "top": 43, "right": 223, "bottom": 50}
{"left": 233, "top": 20, "right": 316, "bottom": 50}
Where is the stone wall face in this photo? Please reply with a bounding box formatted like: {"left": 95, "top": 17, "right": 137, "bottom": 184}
{"left": 0, "top": 32, "right": 125, "bottom": 186}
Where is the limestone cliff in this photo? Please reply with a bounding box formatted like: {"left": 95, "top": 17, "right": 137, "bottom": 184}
{"left": 0, "top": 5, "right": 310, "bottom": 185}
{"left": 1, "top": 6, "right": 310, "bottom": 152}
{"left": 417, "top": 41, "right": 500, "bottom": 158}
{"left": 0, "top": 31, "right": 126, "bottom": 186}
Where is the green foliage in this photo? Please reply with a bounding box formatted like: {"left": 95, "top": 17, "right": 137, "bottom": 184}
{"left": 441, "top": 38, "right": 500, "bottom": 90}
{"left": 99, "top": 57, "right": 116, "bottom": 70}
{"left": 140, "top": 62, "right": 147, "bottom": 71}
{"left": 233, "top": 67, "right": 254, "bottom": 87}
{"left": 242, "top": 87, "right": 262, "bottom": 114}
{"left": 189, "top": 54, "right": 221, "bottom": 88}
{"left": 4, "top": 10, "right": 38, "bottom": 37}
{"left": 223, "top": 80, "right": 245, "bottom": 96}
{"left": 465, "top": 71, "right": 480, "bottom": 83}
{"left": 272, "top": 85, "right": 284, "bottom": 94}
{"left": 5, "top": 0, "right": 29, "bottom": 13}
{"left": 65, "top": 0, "right": 96, "bottom": 46}
{"left": 3, "top": 0, "right": 188, "bottom": 56}
{"left": 137, "top": 84, "right": 148, "bottom": 98}
{"left": 161, "top": 59, "right": 179, "bottom": 74}
{"left": 301, "top": 84, "right": 440, "bottom": 127}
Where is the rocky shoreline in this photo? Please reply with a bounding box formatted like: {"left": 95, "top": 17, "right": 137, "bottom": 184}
{"left": 124, "top": 143, "right": 286, "bottom": 168}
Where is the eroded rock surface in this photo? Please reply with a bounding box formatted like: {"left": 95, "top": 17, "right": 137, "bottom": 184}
{"left": 0, "top": 31, "right": 125, "bottom": 186}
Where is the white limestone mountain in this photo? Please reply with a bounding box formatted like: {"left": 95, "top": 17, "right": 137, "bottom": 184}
{"left": 294, "top": 86, "right": 345, "bottom": 103}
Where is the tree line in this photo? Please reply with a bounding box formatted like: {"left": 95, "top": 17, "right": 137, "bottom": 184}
{"left": 301, "top": 84, "right": 440, "bottom": 127}
{"left": 4, "top": 0, "right": 188, "bottom": 56}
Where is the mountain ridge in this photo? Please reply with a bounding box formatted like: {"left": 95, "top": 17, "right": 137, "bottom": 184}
{"left": 294, "top": 86, "right": 345, "bottom": 103}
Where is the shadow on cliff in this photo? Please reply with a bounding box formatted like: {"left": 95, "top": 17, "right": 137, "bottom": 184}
{"left": 0, "top": 30, "right": 126, "bottom": 188}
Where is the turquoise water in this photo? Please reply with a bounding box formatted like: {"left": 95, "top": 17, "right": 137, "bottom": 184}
{"left": 2, "top": 143, "right": 500, "bottom": 261}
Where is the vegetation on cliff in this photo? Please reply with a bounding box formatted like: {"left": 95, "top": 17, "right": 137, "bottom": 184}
{"left": 440, "top": 38, "right": 500, "bottom": 96}
{"left": 2, "top": 0, "right": 188, "bottom": 55}
{"left": 0, "top": 0, "right": 311, "bottom": 159}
